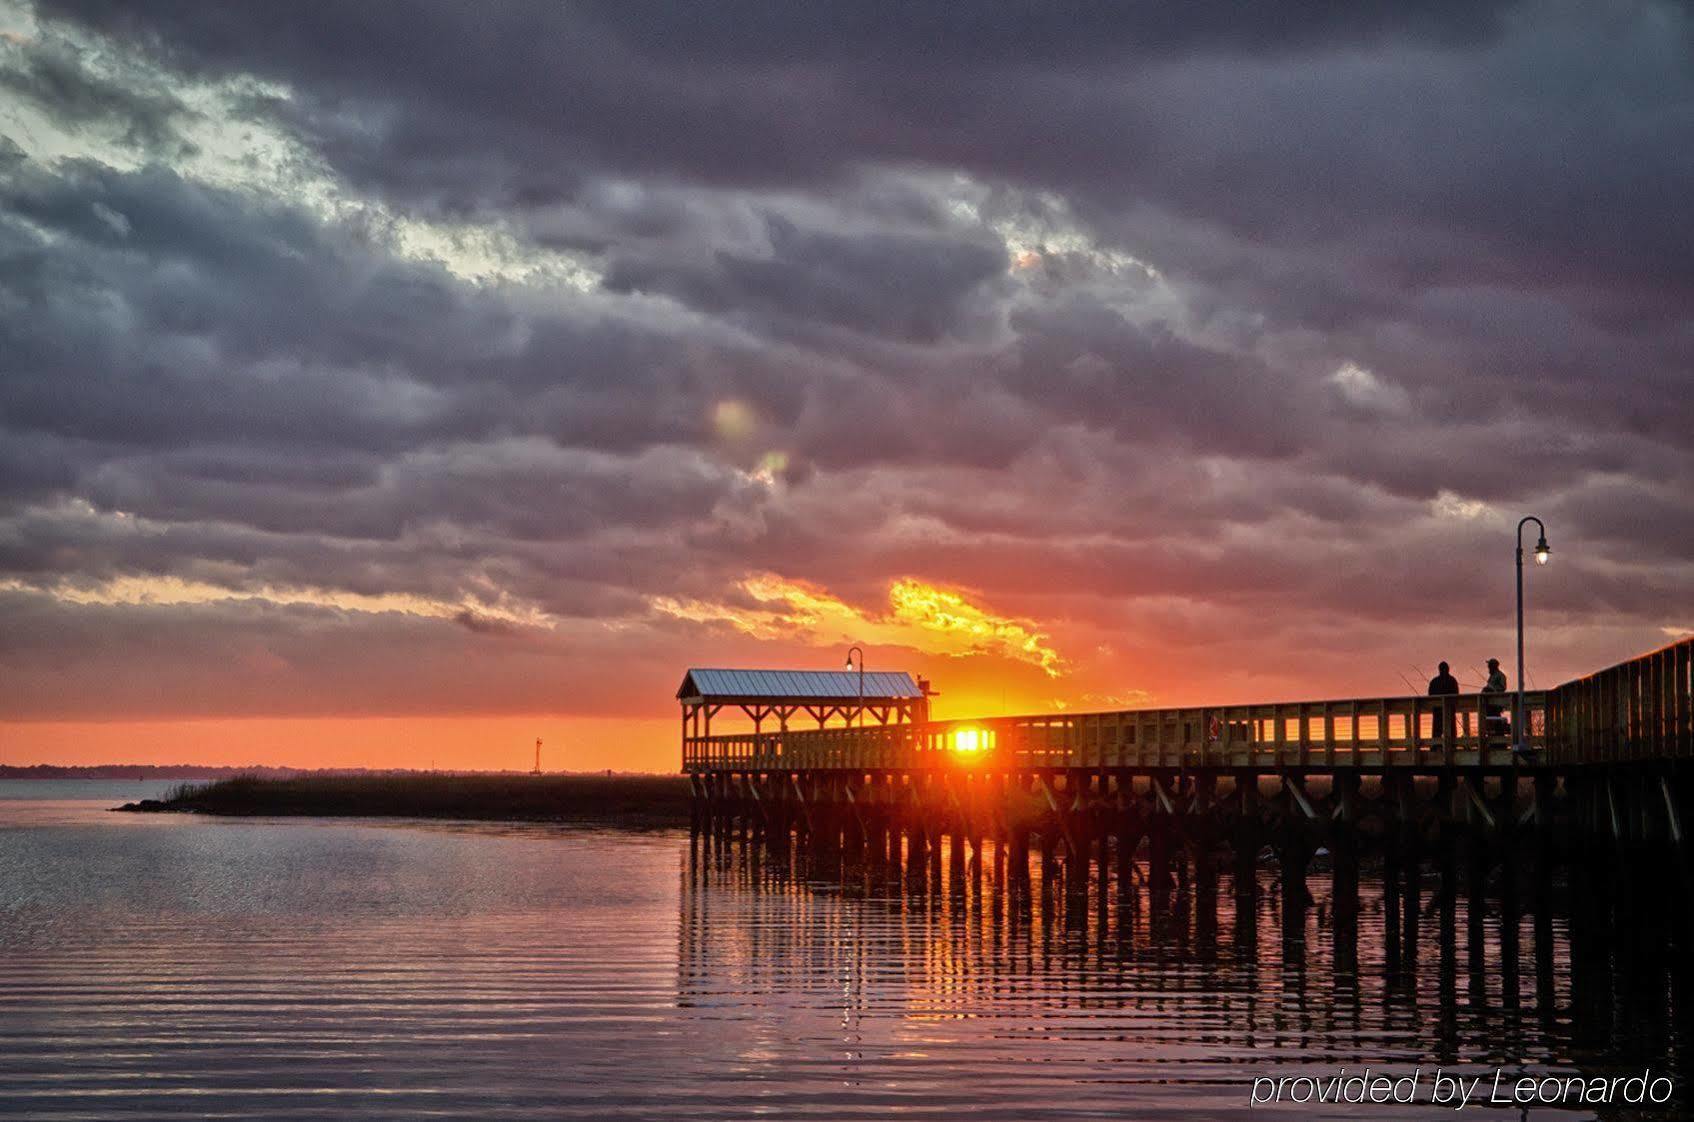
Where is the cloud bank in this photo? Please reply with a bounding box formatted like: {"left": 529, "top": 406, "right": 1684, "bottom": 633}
{"left": 1, "top": 1, "right": 1690, "bottom": 751}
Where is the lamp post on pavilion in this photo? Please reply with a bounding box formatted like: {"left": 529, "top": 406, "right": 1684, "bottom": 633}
{"left": 1515, "top": 516, "right": 1551, "bottom": 756}
{"left": 844, "top": 645, "right": 865, "bottom": 728}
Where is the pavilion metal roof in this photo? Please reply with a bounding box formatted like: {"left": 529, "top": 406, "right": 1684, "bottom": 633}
{"left": 677, "top": 668, "right": 924, "bottom": 702}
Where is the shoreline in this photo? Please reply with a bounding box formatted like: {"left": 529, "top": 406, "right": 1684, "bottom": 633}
{"left": 116, "top": 773, "right": 692, "bottom": 829}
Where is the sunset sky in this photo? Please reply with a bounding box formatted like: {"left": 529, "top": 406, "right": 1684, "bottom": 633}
{"left": 2, "top": 2, "right": 1691, "bottom": 772}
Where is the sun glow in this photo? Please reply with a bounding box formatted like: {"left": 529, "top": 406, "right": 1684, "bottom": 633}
{"left": 950, "top": 725, "right": 986, "bottom": 757}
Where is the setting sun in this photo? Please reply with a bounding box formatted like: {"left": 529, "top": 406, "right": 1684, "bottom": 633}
{"left": 950, "top": 725, "right": 986, "bottom": 757}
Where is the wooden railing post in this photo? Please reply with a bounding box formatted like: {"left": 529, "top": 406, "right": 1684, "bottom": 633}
{"left": 1441, "top": 696, "right": 1456, "bottom": 766}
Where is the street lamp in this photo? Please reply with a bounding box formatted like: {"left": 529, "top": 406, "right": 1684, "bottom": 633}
{"left": 844, "top": 645, "right": 864, "bottom": 728}
{"left": 1515, "top": 516, "right": 1551, "bottom": 755}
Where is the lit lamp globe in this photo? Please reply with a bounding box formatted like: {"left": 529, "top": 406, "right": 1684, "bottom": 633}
{"left": 1535, "top": 536, "right": 1551, "bottom": 565}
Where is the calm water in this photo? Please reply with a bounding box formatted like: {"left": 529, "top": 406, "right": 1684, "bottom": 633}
{"left": 0, "top": 783, "right": 1686, "bottom": 1120}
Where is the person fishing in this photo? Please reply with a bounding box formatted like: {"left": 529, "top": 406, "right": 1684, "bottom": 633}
{"left": 1481, "top": 657, "right": 1510, "bottom": 740}
{"left": 1428, "top": 661, "right": 1460, "bottom": 741}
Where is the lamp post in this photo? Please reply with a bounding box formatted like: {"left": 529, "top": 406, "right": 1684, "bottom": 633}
{"left": 1515, "top": 516, "right": 1551, "bottom": 754}
{"left": 844, "top": 645, "right": 865, "bottom": 728}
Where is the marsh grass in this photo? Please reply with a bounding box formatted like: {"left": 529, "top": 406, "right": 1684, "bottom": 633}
{"left": 164, "top": 777, "right": 230, "bottom": 802}
{"left": 145, "top": 772, "right": 691, "bottom": 828}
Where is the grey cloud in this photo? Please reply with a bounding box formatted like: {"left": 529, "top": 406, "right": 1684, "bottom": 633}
{"left": 37, "top": 0, "right": 1686, "bottom": 302}
{"left": 603, "top": 215, "right": 1007, "bottom": 344}
{"left": 998, "top": 293, "right": 1311, "bottom": 459}
{"left": 0, "top": 32, "right": 192, "bottom": 156}
{"left": 33, "top": 1, "right": 1526, "bottom": 204}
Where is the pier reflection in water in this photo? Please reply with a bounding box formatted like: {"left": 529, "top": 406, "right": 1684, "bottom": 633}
{"left": 5, "top": 797, "right": 1690, "bottom": 1120}
{"left": 679, "top": 832, "right": 1694, "bottom": 1119}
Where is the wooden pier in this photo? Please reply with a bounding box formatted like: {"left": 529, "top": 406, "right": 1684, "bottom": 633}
{"left": 682, "top": 638, "right": 1694, "bottom": 884}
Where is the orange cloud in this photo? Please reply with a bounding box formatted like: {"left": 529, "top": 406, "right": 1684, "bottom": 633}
{"left": 885, "top": 578, "right": 1064, "bottom": 676}
{"left": 652, "top": 573, "right": 1066, "bottom": 676}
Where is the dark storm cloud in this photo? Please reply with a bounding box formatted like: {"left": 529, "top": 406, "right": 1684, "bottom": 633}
{"left": 2, "top": 0, "right": 1692, "bottom": 721}
{"left": 996, "top": 293, "right": 1309, "bottom": 458}
{"left": 33, "top": 1, "right": 1523, "bottom": 202}
{"left": 38, "top": 0, "right": 1690, "bottom": 309}
{"left": 0, "top": 161, "right": 497, "bottom": 452}
{"left": 603, "top": 215, "right": 1007, "bottom": 344}
{"left": 584, "top": 1, "right": 1520, "bottom": 60}
{"left": 30, "top": 0, "right": 1694, "bottom": 358}
{"left": 1, "top": 157, "right": 771, "bottom": 484}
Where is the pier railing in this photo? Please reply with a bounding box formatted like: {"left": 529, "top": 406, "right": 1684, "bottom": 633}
{"left": 1546, "top": 636, "right": 1693, "bottom": 765}
{"left": 683, "top": 689, "right": 1546, "bottom": 773}
{"left": 685, "top": 637, "right": 1694, "bottom": 774}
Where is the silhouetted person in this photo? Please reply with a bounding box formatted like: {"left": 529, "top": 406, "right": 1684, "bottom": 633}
{"left": 1481, "top": 657, "right": 1509, "bottom": 740}
{"left": 1428, "top": 661, "right": 1460, "bottom": 741}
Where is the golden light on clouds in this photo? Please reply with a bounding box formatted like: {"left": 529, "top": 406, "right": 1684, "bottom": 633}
{"left": 652, "top": 573, "right": 1066, "bottom": 677}
{"left": 747, "top": 449, "right": 789, "bottom": 486}
{"left": 886, "top": 578, "right": 1064, "bottom": 677}
{"left": 0, "top": 575, "right": 554, "bottom": 628}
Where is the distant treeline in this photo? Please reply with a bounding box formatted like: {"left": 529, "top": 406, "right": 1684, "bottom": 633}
{"left": 121, "top": 773, "right": 692, "bottom": 828}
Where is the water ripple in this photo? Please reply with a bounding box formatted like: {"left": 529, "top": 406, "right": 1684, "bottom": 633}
{"left": 0, "top": 796, "right": 1686, "bottom": 1120}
